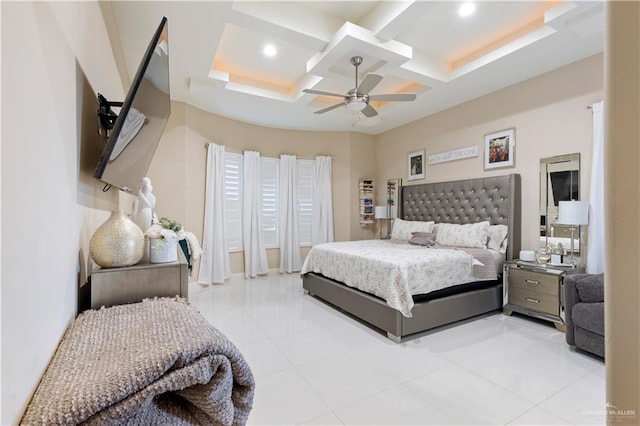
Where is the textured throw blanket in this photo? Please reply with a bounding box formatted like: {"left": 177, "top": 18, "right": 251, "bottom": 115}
{"left": 22, "top": 298, "right": 254, "bottom": 425}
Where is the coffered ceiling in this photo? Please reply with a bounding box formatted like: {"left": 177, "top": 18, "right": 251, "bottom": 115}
{"left": 109, "top": 1, "right": 604, "bottom": 135}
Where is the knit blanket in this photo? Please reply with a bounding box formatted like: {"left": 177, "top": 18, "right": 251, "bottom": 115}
{"left": 21, "top": 298, "right": 254, "bottom": 425}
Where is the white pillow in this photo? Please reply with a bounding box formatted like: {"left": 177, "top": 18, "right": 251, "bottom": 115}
{"left": 435, "top": 221, "right": 490, "bottom": 248}
{"left": 391, "top": 218, "right": 435, "bottom": 241}
{"left": 487, "top": 224, "right": 509, "bottom": 253}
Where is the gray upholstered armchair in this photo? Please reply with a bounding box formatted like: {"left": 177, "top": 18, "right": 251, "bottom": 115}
{"left": 564, "top": 273, "right": 605, "bottom": 358}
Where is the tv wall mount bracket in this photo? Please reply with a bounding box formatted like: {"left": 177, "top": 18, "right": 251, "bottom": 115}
{"left": 97, "top": 93, "right": 123, "bottom": 137}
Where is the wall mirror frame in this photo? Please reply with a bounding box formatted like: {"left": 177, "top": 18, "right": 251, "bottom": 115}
{"left": 539, "top": 153, "right": 581, "bottom": 251}
{"left": 381, "top": 178, "right": 401, "bottom": 239}
{"left": 387, "top": 178, "right": 401, "bottom": 219}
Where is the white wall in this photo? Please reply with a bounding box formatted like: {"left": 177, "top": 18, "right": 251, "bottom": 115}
{"left": 1, "top": 2, "right": 124, "bottom": 423}
{"left": 375, "top": 54, "right": 603, "bottom": 253}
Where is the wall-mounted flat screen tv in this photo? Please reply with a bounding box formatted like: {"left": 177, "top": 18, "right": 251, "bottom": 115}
{"left": 550, "top": 170, "right": 579, "bottom": 206}
{"left": 93, "top": 17, "right": 170, "bottom": 195}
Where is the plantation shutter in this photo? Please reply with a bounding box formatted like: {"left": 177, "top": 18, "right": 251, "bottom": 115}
{"left": 297, "top": 159, "right": 315, "bottom": 246}
{"left": 224, "top": 152, "right": 243, "bottom": 252}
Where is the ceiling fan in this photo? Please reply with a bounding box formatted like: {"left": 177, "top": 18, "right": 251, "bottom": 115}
{"left": 303, "top": 56, "right": 417, "bottom": 117}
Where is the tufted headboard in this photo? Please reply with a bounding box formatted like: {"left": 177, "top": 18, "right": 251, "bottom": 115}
{"left": 401, "top": 174, "right": 521, "bottom": 261}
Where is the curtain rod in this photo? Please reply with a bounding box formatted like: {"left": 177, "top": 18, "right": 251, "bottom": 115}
{"left": 202, "top": 143, "right": 329, "bottom": 160}
{"left": 586, "top": 105, "right": 593, "bottom": 110}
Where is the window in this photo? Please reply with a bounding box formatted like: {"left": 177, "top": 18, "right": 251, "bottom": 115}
{"left": 223, "top": 153, "right": 316, "bottom": 251}
{"left": 261, "top": 157, "right": 279, "bottom": 248}
{"left": 224, "top": 152, "right": 243, "bottom": 252}
{"left": 297, "top": 160, "right": 315, "bottom": 246}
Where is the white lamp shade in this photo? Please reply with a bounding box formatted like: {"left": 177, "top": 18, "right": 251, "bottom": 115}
{"left": 389, "top": 206, "right": 397, "bottom": 218}
{"left": 557, "top": 200, "right": 589, "bottom": 225}
{"left": 374, "top": 206, "right": 388, "bottom": 219}
{"left": 346, "top": 100, "right": 367, "bottom": 112}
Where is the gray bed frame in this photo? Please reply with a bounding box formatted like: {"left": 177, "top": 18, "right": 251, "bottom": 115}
{"left": 303, "top": 173, "right": 521, "bottom": 342}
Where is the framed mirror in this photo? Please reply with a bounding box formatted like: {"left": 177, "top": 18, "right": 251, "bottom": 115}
{"left": 539, "top": 153, "right": 581, "bottom": 251}
{"left": 378, "top": 178, "right": 401, "bottom": 239}
{"left": 387, "top": 178, "right": 401, "bottom": 219}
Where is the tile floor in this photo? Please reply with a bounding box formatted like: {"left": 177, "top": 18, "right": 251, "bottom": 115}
{"left": 189, "top": 272, "right": 605, "bottom": 425}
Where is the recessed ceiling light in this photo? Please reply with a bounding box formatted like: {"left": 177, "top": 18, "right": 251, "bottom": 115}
{"left": 263, "top": 44, "right": 277, "bottom": 57}
{"left": 458, "top": 2, "right": 476, "bottom": 17}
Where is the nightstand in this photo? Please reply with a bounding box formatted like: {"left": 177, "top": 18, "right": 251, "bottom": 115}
{"left": 79, "top": 250, "right": 188, "bottom": 311}
{"left": 503, "top": 261, "right": 585, "bottom": 331}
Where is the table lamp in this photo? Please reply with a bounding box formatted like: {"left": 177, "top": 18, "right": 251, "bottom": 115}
{"left": 374, "top": 206, "right": 389, "bottom": 239}
{"left": 556, "top": 200, "right": 589, "bottom": 267}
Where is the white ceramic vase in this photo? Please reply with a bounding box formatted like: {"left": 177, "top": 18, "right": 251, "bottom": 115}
{"left": 149, "top": 237, "right": 178, "bottom": 263}
{"left": 89, "top": 210, "right": 144, "bottom": 268}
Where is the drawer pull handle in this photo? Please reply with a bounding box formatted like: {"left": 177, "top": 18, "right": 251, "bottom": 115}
{"left": 525, "top": 279, "right": 540, "bottom": 285}
{"left": 525, "top": 297, "right": 540, "bottom": 304}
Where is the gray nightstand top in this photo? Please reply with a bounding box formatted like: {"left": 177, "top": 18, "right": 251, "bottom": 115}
{"left": 506, "top": 260, "right": 585, "bottom": 275}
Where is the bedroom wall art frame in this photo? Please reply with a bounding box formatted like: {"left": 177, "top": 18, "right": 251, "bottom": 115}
{"left": 407, "top": 150, "right": 425, "bottom": 181}
{"left": 484, "top": 128, "right": 515, "bottom": 170}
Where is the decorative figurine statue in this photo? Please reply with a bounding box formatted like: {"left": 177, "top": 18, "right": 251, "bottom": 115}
{"left": 134, "top": 177, "right": 156, "bottom": 232}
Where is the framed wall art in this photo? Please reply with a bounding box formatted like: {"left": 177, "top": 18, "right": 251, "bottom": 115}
{"left": 407, "top": 150, "right": 425, "bottom": 181}
{"left": 485, "top": 128, "right": 515, "bottom": 170}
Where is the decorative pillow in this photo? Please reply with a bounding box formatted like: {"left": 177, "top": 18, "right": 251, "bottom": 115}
{"left": 391, "top": 218, "right": 435, "bottom": 241}
{"left": 435, "top": 221, "right": 490, "bottom": 248}
{"left": 408, "top": 232, "right": 437, "bottom": 246}
{"left": 487, "top": 224, "right": 509, "bottom": 253}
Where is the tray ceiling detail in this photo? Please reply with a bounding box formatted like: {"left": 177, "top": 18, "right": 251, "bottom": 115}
{"left": 111, "top": 1, "right": 604, "bottom": 134}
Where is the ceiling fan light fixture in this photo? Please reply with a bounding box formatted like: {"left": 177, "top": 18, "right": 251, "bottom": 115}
{"left": 346, "top": 99, "right": 367, "bottom": 112}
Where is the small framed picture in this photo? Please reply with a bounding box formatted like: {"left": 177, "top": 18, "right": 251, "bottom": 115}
{"left": 407, "top": 150, "right": 425, "bottom": 181}
{"left": 484, "top": 128, "right": 515, "bottom": 170}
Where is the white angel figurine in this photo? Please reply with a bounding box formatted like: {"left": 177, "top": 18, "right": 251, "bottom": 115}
{"left": 133, "top": 177, "right": 156, "bottom": 232}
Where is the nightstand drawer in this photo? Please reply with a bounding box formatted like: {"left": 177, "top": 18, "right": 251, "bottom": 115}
{"left": 508, "top": 268, "right": 558, "bottom": 296}
{"left": 509, "top": 286, "right": 559, "bottom": 316}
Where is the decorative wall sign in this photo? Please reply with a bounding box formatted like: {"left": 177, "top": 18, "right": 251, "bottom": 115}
{"left": 428, "top": 146, "right": 479, "bottom": 165}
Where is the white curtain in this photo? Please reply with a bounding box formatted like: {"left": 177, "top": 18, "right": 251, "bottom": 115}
{"left": 198, "top": 143, "right": 231, "bottom": 284}
{"left": 243, "top": 151, "right": 269, "bottom": 278}
{"left": 312, "top": 156, "right": 334, "bottom": 245}
{"left": 587, "top": 101, "right": 605, "bottom": 274}
{"left": 279, "top": 155, "right": 301, "bottom": 272}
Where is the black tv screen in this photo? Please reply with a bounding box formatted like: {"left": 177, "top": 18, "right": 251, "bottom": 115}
{"left": 94, "top": 17, "right": 170, "bottom": 195}
{"left": 550, "top": 170, "right": 579, "bottom": 206}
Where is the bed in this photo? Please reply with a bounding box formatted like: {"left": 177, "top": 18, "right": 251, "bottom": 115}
{"left": 302, "top": 174, "right": 521, "bottom": 342}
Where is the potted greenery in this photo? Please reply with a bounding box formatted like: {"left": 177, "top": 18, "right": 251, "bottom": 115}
{"left": 146, "top": 217, "right": 183, "bottom": 263}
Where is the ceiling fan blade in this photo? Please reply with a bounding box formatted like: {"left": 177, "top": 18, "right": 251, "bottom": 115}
{"left": 361, "top": 104, "right": 378, "bottom": 118}
{"left": 303, "top": 88, "right": 346, "bottom": 98}
{"left": 357, "top": 73, "right": 383, "bottom": 94}
{"left": 314, "top": 102, "right": 346, "bottom": 114}
{"left": 368, "top": 93, "right": 417, "bottom": 102}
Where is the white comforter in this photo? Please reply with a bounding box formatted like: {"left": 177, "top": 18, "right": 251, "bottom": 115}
{"left": 301, "top": 239, "right": 495, "bottom": 317}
